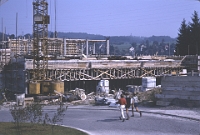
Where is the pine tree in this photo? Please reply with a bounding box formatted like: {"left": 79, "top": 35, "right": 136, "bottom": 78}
{"left": 189, "top": 11, "right": 200, "bottom": 55}
{"left": 176, "top": 11, "right": 200, "bottom": 55}
{"left": 176, "top": 19, "right": 190, "bottom": 55}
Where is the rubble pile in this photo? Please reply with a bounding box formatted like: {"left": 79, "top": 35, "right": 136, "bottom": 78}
{"left": 0, "top": 87, "right": 163, "bottom": 107}
{"left": 137, "top": 88, "right": 162, "bottom": 106}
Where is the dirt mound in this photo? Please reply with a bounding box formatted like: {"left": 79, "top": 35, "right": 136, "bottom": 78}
{"left": 138, "top": 88, "right": 162, "bottom": 106}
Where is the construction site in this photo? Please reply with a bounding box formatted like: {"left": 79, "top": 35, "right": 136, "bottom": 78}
{"left": 0, "top": 0, "right": 200, "bottom": 107}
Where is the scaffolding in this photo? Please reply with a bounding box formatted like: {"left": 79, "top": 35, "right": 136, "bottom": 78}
{"left": 32, "top": 0, "right": 49, "bottom": 81}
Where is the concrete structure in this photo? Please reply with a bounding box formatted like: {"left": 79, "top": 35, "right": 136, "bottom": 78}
{"left": 156, "top": 76, "right": 200, "bottom": 106}
{"left": 2, "top": 38, "right": 199, "bottom": 96}
{"left": 6, "top": 38, "right": 109, "bottom": 57}
{"left": 0, "top": 56, "right": 183, "bottom": 95}
{"left": 25, "top": 58, "right": 182, "bottom": 81}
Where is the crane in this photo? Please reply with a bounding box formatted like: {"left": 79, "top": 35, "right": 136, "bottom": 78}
{"left": 0, "top": 0, "right": 50, "bottom": 81}
{"left": 32, "top": 0, "right": 50, "bottom": 81}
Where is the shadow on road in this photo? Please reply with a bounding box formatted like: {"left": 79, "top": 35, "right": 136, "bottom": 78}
{"left": 96, "top": 118, "right": 119, "bottom": 122}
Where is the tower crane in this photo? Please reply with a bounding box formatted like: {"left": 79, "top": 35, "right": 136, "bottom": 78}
{"left": 32, "top": 0, "right": 50, "bottom": 81}
{"left": 0, "top": 0, "right": 50, "bottom": 81}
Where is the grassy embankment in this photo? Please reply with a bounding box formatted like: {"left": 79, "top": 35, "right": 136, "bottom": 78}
{"left": 0, "top": 122, "right": 88, "bottom": 135}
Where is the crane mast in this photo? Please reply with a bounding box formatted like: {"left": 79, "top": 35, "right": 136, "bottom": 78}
{"left": 32, "top": 0, "right": 49, "bottom": 81}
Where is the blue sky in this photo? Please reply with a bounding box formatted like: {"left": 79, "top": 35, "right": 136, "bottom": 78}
{"left": 0, "top": 0, "right": 200, "bottom": 38}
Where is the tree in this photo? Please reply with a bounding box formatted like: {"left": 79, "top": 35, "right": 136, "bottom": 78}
{"left": 176, "top": 19, "right": 190, "bottom": 55}
{"left": 10, "top": 103, "right": 43, "bottom": 135}
{"left": 176, "top": 11, "right": 200, "bottom": 56}
{"left": 9, "top": 34, "right": 15, "bottom": 39}
{"left": 24, "top": 33, "right": 32, "bottom": 39}
{"left": 189, "top": 11, "right": 200, "bottom": 55}
{"left": 10, "top": 103, "right": 67, "bottom": 135}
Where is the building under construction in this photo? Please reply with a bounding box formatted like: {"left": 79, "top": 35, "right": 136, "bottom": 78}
{"left": 1, "top": 36, "right": 196, "bottom": 96}
{"left": 0, "top": 0, "right": 198, "bottom": 99}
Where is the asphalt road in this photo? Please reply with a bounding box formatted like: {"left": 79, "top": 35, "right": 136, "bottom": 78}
{"left": 1, "top": 105, "right": 200, "bottom": 135}
{"left": 59, "top": 106, "right": 200, "bottom": 135}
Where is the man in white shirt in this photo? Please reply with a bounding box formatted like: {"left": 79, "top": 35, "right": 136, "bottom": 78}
{"left": 131, "top": 93, "right": 142, "bottom": 117}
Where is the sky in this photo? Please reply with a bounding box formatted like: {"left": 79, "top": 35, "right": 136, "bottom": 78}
{"left": 1, "top": 0, "right": 200, "bottom": 38}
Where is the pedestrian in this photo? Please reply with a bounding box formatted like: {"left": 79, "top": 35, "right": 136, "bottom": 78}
{"left": 125, "top": 94, "right": 131, "bottom": 120}
{"left": 131, "top": 93, "right": 142, "bottom": 117}
{"left": 116, "top": 94, "right": 127, "bottom": 122}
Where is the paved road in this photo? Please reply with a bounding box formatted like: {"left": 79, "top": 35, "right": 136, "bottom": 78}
{"left": 1, "top": 105, "right": 200, "bottom": 135}
{"left": 60, "top": 106, "right": 200, "bottom": 135}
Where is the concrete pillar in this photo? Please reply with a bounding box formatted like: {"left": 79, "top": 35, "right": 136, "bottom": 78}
{"left": 81, "top": 44, "right": 84, "bottom": 55}
{"left": 86, "top": 39, "right": 88, "bottom": 56}
{"left": 106, "top": 39, "right": 109, "bottom": 55}
{"left": 63, "top": 38, "right": 66, "bottom": 55}
{"left": 93, "top": 43, "right": 95, "bottom": 54}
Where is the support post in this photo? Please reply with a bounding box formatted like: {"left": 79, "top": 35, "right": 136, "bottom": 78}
{"left": 93, "top": 42, "right": 95, "bottom": 55}
{"left": 86, "top": 39, "right": 88, "bottom": 56}
{"left": 106, "top": 39, "right": 109, "bottom": 55}
{"left": 64, "top": 38, "right": 66, "bottom": 55}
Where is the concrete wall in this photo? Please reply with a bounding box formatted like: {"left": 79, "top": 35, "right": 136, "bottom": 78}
{"left": 156, "top": 76, "right": 200, "bottom": 107}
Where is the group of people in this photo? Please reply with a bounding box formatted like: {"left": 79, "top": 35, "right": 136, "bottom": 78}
{"left": 116, "top": 93, "right": 142, "bottom": 122}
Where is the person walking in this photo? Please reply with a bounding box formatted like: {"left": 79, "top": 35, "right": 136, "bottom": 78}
{"left": 131, "top": 93, "right": 142, "bottom": 117}
{"left": 125, "top": 94, "right": 131, "bottom": 120}
{"left": 116, "top": 94, "right": 127, "bottom": 122}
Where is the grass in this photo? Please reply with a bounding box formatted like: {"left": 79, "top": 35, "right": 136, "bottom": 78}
{"left": 0, "top": 122, "right": 88, "bottom": 135}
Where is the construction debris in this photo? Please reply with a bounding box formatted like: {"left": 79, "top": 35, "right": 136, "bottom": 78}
{"left": 69, "top": 88, "right": 87, "bottom": 101}
{"left": 15, "top": 93, "right": 25, "bottom": 106}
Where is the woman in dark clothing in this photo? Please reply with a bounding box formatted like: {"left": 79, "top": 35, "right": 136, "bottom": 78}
{"left": 125, "top": 94, "right": 131, "bottom": 120}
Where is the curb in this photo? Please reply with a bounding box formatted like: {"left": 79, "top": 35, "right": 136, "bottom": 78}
{"left": 141, "top": 111, "right": 200, "bottom": 122}
{"left": 60, "top": 125, "right": 93, "bottom": 135}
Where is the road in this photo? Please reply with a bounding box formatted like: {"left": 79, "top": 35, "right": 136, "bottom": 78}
{"left": 0, "top": 105, "right": 200, "bottom": 135}
{"left": 45, "top": 105, "right": 200, "bottom": 135}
